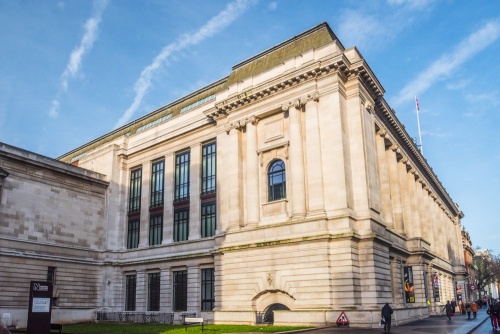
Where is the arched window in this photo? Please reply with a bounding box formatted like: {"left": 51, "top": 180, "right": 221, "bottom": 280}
{"left": 268, "top": 160, "right": 286, "bottom": 201}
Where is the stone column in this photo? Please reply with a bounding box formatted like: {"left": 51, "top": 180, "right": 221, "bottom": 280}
{"left": 136, "top": 270, "right": 146, "bottom": 311}
{"left": 187, "top": 265, "right": 200, "bottom": 313}
{"left": 160, "top": 267, "right": 171, "bottom": 311}
{"left": 408, "top": 168, "right": 421, "bottom": 238}
{"left": 288, "top": 99, "right": 306, "bottom": 218}
{"left": 190, "top": 144, "right": 201, "bottom": 239}
{"left": 163, "top": 153, "right": 174, "bottom": 244}
{"left": 245, "top": 116, "right": 260, "bottom": 225}
{"left": 222, "top": 124, "right": 243, "bottom": 228}
{"left": 140, "top": 163, "right": 151, "bottom": 248}
{"left": 376, "top": 130, "right": 394, "bottom": 229}
{"left": 398, "top": 157, "right": 412, "bottom": 237}
{"left": 387, "top": 146, "right": 405, "bottom": 235}
{"left": 304, "top": 94, "right": 325, "bottom": 215}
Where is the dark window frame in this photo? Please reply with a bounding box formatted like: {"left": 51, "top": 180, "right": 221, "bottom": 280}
{"left": 268, "top": 160, "right": 286, "bottom": 202}
{"left": 149, "top": 215, "right": 163, "bottom": 246}
{"left": 173, "top": 270, "right": 188, "bottom": 311}
{"left": 173, "top": 208, "right": 189, "bottom": 242}
{"left": 129, "top": 168, "right": 142, "bottom": 213}
{"left": 127, "top": 219, "right": 140, "bottom": 249}
{"left": 125, "top": 274, "right": 137, "bottom": 311}
{"left": 148, "top": 272, "right": 161, "bottom": 311}
{"left": 174, "top": 151, "right": 190, "bottom": 202}
{"left": 201, "top": 268, "right": 215, "bottom": 311}
{"left": 150, "top": 160, "right": 165, "bottom": 208}
{"left": 201, "top": 142, "right": 216, "bottom": 195}
{"left": 201, "top": 201, "right": 216, "bottom": 238}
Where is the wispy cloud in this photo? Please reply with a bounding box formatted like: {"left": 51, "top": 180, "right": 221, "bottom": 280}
{"left": 49, "top": 0, "right": 109, "bottom": 118}
{"left": 337, "top": 0, "right": 433, "bottom": 52}
{"left": 114, "top": 0, "right": 257, "bottom": 129}
{"left": 392, "top": 18, "right": 500, "bottom": 106}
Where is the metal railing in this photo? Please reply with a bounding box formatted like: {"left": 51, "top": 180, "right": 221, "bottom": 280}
{"left": 96, "top": 311, "right": 174, "bottom": 324}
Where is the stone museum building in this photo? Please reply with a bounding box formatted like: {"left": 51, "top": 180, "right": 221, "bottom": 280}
{"left": 0, "top": 22, "right": 466, "bottom": 328}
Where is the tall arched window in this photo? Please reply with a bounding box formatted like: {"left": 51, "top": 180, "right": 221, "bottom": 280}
{"left": 268, "top": 160, "right": 286, "bottom": 201}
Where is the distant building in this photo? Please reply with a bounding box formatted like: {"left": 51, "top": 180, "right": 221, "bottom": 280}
{"left": 461, "top": 228, "right": 476, "bottom": 301}
{"left": 0, "top": 22, "right": 466, "bottom": 328}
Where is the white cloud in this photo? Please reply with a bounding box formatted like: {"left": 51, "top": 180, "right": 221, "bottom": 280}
{"left": 114, "top": 0, "right": 257, "bottom": 129}
{"left": 268, "top": 1, "right": 278, "bottom": 11}
{"left": 49, "top": 0, "right": 109, "bottom": 118}
{"left": 392, "top": 19, "right": 500, "bottom": 106}
{"left": 60, "top": 0, "right": 108, "bottom": 92}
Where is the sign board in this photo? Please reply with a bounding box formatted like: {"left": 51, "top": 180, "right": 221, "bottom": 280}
{"left": 27, "top": 281, "right": 53, "bottom": 334}
{"left": 336, "top": 311, "right": 349, "bottom": 326}
{"left": 404, "top": 266, "right": 415, "bottom": 303}
{"left": 433, "top": 273, "right": 440, "bottom": 302}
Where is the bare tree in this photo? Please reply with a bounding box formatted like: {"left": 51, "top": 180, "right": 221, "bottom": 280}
{"left": 473, "top": 249, "right": 500, "bottom": 301}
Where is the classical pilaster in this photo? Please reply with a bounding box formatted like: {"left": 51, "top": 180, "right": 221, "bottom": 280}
{"left": 163, "top": 153, "right": 174, "bottom": 243}
{"left": 288, "top": 98, "right": 306, "bottom": 218}
{"left": 245, "top": 116, "right": 260, "bottom": 225}
{"left": 140, "top": 163, "right": 151, "bottom": 248}
{"left": 136, "top": 270, "right": 146, "bottom": 311}
{"left": 398, "top": 157, "right": 413, "bottom": 237}
{"left": 317, "top": 85, "right": 349, "bottom": 214}
{"left": 160, "top": 267, "right": 171, "bottom": 311}
{"left": 376, "top": 130, "right": 394, "bottom": 229}
{"left": 387, "top": 146, "right": 405, "bottom": 235}
{"left": 222, "top": 123, "right": 243, "bottom": 227}
{"left": 190, "top": 144, "right": 201, "bottom": 239}
{"left": 304, "top": 92, "right": 325, "bottom": 215}
{"left": 187, "top": 265, "right": 200, "bottom": 313}
{"left": 408, "top": 168, "right": 422, "bottom": 238}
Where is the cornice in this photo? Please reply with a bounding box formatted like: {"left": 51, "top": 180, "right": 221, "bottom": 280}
{"left": 374, "top": 97, "right": 462, "bottom": 219}
{"left": 205, "top": 53, "right": 384, "bottom": 122}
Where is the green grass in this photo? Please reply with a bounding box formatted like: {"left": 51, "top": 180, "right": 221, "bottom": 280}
{"left": 61, "top": 323, "right": 311, "bottom": 334}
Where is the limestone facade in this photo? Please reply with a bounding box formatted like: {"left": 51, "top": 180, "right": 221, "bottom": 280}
{"left": 0, "top": 23, "right": 465, "bottom": 328}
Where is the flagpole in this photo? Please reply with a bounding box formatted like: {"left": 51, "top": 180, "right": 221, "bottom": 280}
{"left": 415, "top": 96, "right": 423, "bottom": 154}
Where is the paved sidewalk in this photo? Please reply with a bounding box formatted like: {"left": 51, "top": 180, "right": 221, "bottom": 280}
{"left": 297, "top": 308, "right": 489, "bottom": 334}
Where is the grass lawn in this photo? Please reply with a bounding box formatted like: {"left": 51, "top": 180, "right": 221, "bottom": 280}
{"left": 59, "top": 323, "right": 312, "bottom": 334}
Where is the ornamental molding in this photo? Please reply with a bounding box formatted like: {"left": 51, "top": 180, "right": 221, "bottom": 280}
{"left": 224, "top": 115, "right": 260, "bottom": 134}
{"left": 205, "top": 55, "right": 382, "bottom": 122}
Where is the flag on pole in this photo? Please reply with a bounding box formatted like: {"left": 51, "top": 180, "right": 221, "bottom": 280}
{"left": 415, "top": 96, "right": 420, "bottom": 111}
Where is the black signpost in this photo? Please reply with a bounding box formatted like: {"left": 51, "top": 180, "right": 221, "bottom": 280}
{"left": 27, "top": 281, "right": 53, "bottom": 334}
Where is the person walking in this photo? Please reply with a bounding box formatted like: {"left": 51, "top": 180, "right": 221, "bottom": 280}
{"left": 471, "top": 300, "right": 479, "bottom": 319}
{"left": 465, "top": 300, "right": 471, "bottom": 319}
{"left": 443, "top": 300, "right": 453, "bottom": 321}
{"left": 381, "top": 302, "right": 393, "bottom": 333}
{"left": 451, "top": 299, "right": 457, "bottom": 316}
{"left": 491, "top": 300, "right": 500, "bottom": 331}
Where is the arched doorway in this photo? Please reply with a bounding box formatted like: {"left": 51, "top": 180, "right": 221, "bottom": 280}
{"left": 263, "top": 303, "right": 290, "bottom": 324}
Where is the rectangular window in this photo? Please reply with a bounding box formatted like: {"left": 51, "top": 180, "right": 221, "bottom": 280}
{"left": 201, "top": 268, "right": 215, "bottom": 311}
{"left": 148, "top": 272, "right": 161, "bottom": 311}
{"left": 174, "top": 151, "right": 190, "bottom": 201}
{"left": 201, "top": 201, "right": 216, "bottom": 238}
{"left": 47, "top": 267, "right": 56, "bottom": 284}
{"left": 149, "top": 215, "right": 163, "bottom": 246}
{"left": 201, "top": 142, "right": 216, "bottom": 194}
{"left": 127, "top": 220, "right": 140, "bottom": 249}
{"left": 173, "top": 270, "right": 188, "bottom": 311}
{"left": 151, "top": 160, "right": 164, "bottom": 207}
{"left": 129, "top": 168, "right": 142, "bottom": 213}
{"left": 125, "top": 274, "right": 137, "bottom": 311}
{"left": 173, "top": 209, "right": 189, "bottom": 242}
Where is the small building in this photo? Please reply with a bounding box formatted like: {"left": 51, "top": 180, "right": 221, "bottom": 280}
{"left": 0, "top": 22, "right": 465, "bottom": 328}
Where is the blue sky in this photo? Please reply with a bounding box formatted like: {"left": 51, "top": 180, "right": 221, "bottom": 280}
{"left": 1, "top": 0, "right": 499, "bottom": 254}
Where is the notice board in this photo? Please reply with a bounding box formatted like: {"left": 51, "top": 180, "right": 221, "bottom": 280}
{"left": 27, "top": 281, "right": 53, "bottom": 334}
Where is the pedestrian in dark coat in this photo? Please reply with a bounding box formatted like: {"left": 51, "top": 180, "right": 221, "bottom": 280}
{"left": 443, "top": 300, "right": 453, "bottom": 321}
{"left": 381, "top": 302, "right": 393, "bottom": 333}
{"left": 465, "top": 301, "right": 471, "bottom": 319}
